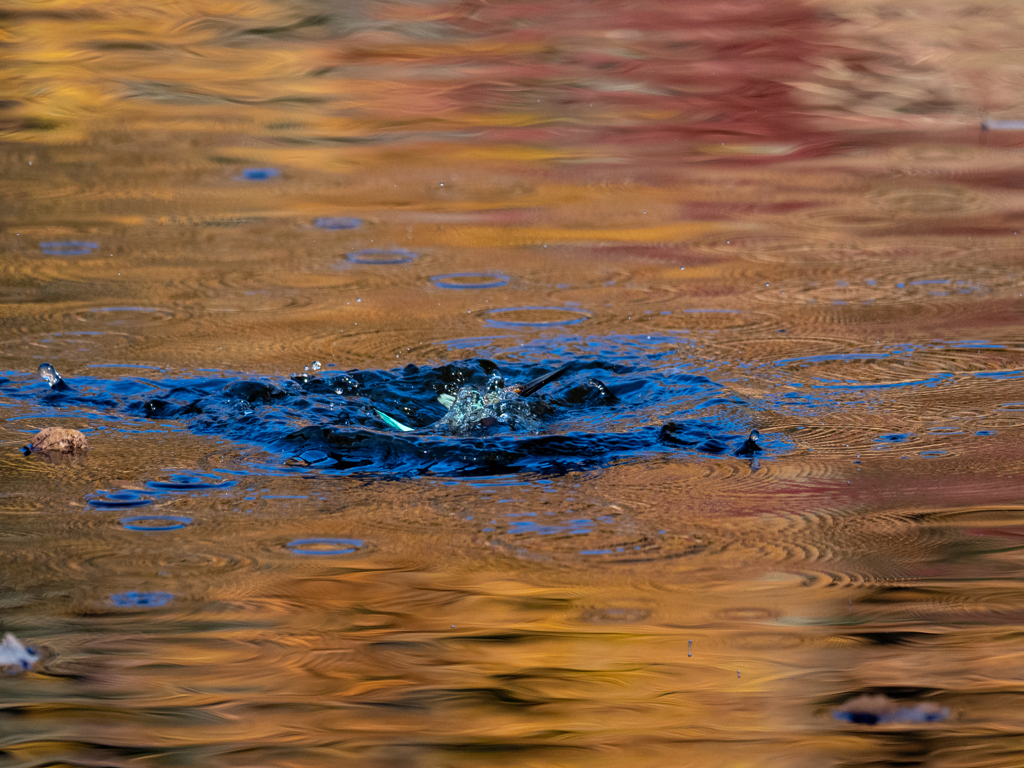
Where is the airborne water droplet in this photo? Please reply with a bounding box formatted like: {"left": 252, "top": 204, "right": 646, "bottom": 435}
{"left": 311, "top": 361, "right": 322, "bottom": 371}
{"left": 38, "top": 362, "right": 63, "bottom": 388}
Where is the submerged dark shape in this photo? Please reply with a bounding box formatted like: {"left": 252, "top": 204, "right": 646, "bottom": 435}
{"left": 832, "top": 694, "right": 949, "bottom": 725}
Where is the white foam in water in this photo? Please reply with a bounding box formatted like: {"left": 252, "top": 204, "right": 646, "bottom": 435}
{"left": 0, "top": 633, "right": 39, "bottom": 673}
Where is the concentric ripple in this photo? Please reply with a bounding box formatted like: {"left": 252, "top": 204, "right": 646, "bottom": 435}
{"left": 87, "top": 490, "right": 155, "bottom": 509}
{"left": 483, "top": 306, "right": 591, "bottom": 328}
{"left": 109, "top": 591, "right": 174, "bottom": 607}
{"left": 285, "top": 538, "right": 367, "bottom": 556}
{"left": 120, "top": 516, "right": 192, "bottom": 531}
{"left": 346, "top": 248, "right": 417, "bottom": 265}
{"left": 314, "top": 217, "right": 361, "bottom": 230}
{"left": 431, "top": 272, "right": 511, "bottom": 289}
{"left": 68, "top": 307, "right": 177, "bottom": 327}
{"left": 145, "top": 472, "right": 235, "bottom": 492}
{"left": 39, "top": 240, "right": 99, "bottom": 256}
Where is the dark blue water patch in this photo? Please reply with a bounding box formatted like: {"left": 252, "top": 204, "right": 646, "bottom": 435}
{"left": 346, "top": 248, "right": 416, "bottom": 265}
{"left": 507, "top": 518, "right": 595, "bottom": 536}
{"left": 952, "top": 340, "right": 1010, "bottom": 350}
{"left": 832, "top": 696, "right": 948, "bottom": 725}
{"left": 4, "top": 350, "right": 782, "bottom": 477}
{"left": 87, "top": 490, "right": 155, "bottom": 509}
{"left": 110, "top": 591, "right": 174, "bottom": 608}
{"left": 121, "top": 515, "right": 192, "bottom": 531}
{"left": 483, "top": 306, "right": 591, "bottom": 328}
{"left": 314, "top": 216, "right": 361, "bottom": 230}
{"left": 431, "top": 272, "right": 511, "bottom": 289}
{"left": 236, "top": 167, "right": 280, "bottom": 181}
{"left": 145, "top": 473, "right": 236, "bottom": 492}
{"left": 39, "top": 240, "right": 99, "bottom": 256}
{"left": 920, "top": 451, "right": 948, "bottom": 458}
{"left": 874, "top": 433, "right": 913, "bottom": 443}
{"left": 286, "top": 538, "right": 365, "bottom": 556}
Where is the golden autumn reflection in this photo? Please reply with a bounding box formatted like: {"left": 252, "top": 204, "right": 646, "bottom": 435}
{"left": 3, "top": 0, "right": 1024, "bottom": 766}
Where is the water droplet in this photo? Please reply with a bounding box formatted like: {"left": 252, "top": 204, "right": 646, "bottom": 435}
{"left": 38, "top": 362, "right": 63, "bottom": 388}
{"left": 688, "top": 638, "right": 693, "bottom": 657}
{"left": 311, "top": 361, "right": 322, "bottom": 371}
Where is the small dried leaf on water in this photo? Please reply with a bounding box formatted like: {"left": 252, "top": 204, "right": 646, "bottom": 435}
{"left": 0, "top": 632, "right": 39, "bottom": 673}
{"left": 832, "top": 694, "right": 949, "bottom": 725}
{"left": 23, "top": 426, "right": 89, "bottom": 457}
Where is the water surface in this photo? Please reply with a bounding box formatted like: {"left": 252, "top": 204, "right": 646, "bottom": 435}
{"left": 2, "top": 0, "right": 1024, "bottom": 766}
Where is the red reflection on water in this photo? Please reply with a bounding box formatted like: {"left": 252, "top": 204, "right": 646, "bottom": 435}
{"left": 341, "top": 0, "right": 842, "bottom": 154}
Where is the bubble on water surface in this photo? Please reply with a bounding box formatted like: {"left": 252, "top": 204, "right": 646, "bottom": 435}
{"left": 145, "top": 473, "right": 235, "bottom": 492}
{"left": 314, "top": 216, "right": 361, "bottom": 230}
{"left": 483, "top": 306, "right": 591, "bottom": 328}
{"left": 109, "top": 591, "right": 174, "bottom": 608}
{"left": 39, "top": 240, "right": 99, "bottom": 256}
{"left": 285, "top": 538, "right": 367, "bottom": 556}
{"left": 236, "top": 167, "right": 279, "bottom": 181}
{"left": 431, "top": 272, "right": 511, "bottom": 289}
{"left": 120, "top": 515, "right": 192, "bottom": 531}
{"left": 87, "top": 490, "right": 155, "bottom": 509}
{"left": 346, "top": 248, "right": 417, "bottom": 265}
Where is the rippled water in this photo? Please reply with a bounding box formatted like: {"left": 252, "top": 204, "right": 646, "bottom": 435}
{"left": 3, "top": 0, "right": 1024, "bottom": 765}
